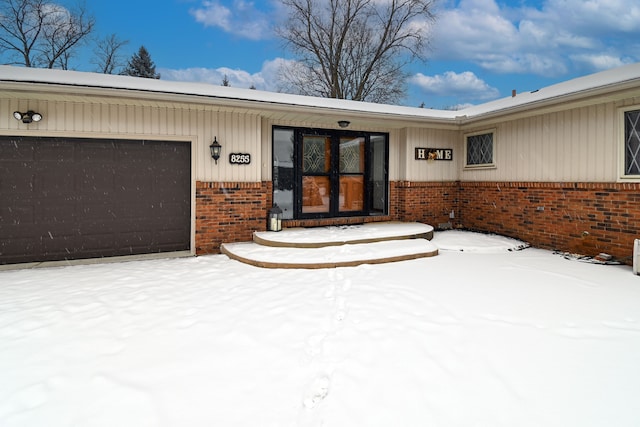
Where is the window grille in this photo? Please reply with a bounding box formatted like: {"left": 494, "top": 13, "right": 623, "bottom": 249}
{"left": 466, "top": 132, "right": 493, "bottom": 166}
{"left": 625, "top": 110, "right": 640, "bottom": 176}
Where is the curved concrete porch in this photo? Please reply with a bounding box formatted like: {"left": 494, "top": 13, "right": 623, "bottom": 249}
{"left": 221, "top": 222, "right": 438, "bottom": 269}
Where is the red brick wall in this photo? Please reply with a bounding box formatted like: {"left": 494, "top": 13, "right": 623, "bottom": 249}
{"left": 195, "top": 181, "right": 271, "bottom": 254}
{"left": 195, "top": 180, "right": 640, "bottom": 263}
{"left": 395, "top": 181, "right": 460, "bottom": 227}
{"left": 459, "top": 182, "right": 640, "bottom": 263}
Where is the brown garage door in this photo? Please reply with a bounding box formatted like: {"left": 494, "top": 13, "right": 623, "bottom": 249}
{"left": 0, "top": 136, "right": 191, "bottom": 264}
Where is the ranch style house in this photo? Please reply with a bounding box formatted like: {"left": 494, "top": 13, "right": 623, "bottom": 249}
{"left": 2, "top": 63, "right": 640, "bottom": 265}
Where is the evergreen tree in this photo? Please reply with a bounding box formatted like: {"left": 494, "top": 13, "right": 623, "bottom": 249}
{"left": 221, "top": 74, "right": 230, "bottom": 86}
{"left": 123, "top": 45, "right": 160, "bottom": 79}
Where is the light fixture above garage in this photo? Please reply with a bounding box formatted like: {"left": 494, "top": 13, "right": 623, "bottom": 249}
{"left": 338, "top": 120, "right": 350, "bottom": 128}
{"left": 210, "top": 136, "right": 222, "bottom": 164}
{"left": 13, "top": 110, "right": 43, "bottom": 124}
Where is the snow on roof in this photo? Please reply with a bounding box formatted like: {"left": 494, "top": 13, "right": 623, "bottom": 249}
{"left": 2, "top": 62, "right": 640, "bottom": 121}
{"left": 0, "top": 65, "right": 459, "bottom": 121}
{"left": 459, "top": 62, "right": 640, "bottom": 118}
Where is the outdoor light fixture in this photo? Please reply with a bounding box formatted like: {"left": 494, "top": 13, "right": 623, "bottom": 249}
{"left": 13, "top": 110, "right": 43, "bottom": 124}
{"left": 267, "top": 204, "right": 283, "bottom": 232}
{"left": 338, "top": 120, "right": 350, "bottom": 128}
{"left": 210, "top": 136, "right": 222, "bottom": 164}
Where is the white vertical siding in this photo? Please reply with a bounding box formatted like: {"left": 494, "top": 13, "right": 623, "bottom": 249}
{"left": 260, "top": 118, "right": 272, "bottom": 181}
{"left": 460, "top": 100, "right": 628, "bottom": 182}
{"left": 388, "top": 129, "right": 403, "bottom": 182}
{"left": 402, "top": 127, "right": 460, "bottom": 182}
{"left": 1, "top": 96, "right": 262, "bottom": 182}
{"left": 5, "top": 92, "right": 640, "bottom": 185}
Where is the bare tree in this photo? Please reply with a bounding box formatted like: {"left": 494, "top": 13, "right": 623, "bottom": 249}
{"left": 277, "top": 0, "right": 436, "bottom": 104}
{"left": 92, "top": 33, "right": 128, "bottom": 74}
{"left": 0, "top": 0, "right": 94, "bottom": 69}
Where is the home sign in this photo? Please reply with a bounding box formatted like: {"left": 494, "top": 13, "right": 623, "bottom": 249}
{"left": 415, "top": 147, "right": 453, "bottom": 161}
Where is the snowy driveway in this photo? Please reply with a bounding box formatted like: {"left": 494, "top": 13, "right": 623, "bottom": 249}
{"left": 1, "top": 232, "right": 640, "bottom": 427}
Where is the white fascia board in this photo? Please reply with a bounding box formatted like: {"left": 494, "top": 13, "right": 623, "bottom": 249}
{"left": 2, "top": 62, "right": 640, "bottom": 124}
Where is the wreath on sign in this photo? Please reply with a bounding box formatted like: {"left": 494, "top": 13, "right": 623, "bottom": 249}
{"left": 427, "top": 150, "right": 439, "bottom": 161}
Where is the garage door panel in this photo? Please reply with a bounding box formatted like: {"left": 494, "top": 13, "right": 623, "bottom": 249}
{"left": 80, "top": 166, "right": 116, "bottom": 192}
{"left": 78, "top": 141, "right": 117, "bottom": 162}
{"left": 80, "top": 202, "right": 116, "bottom": 220}
{"left": 35, "top": 141, "right": 75, "bottom": 162}
{"left": 151, "top": 202, "right": 190, "bottom": 218}
{"left": 1, "top": 164, "right": 34, "bottom": 192}
{"left": 154, "top": 172, "right": 191, "bottom": 191}
{"left": 1, "top": 200, "right": 34, "bottom": 225}
{"left": 0, "top": 139, "right": 33, "bottom": 160}
{"left": 36, "top": 197, "right": 78, "bottom": 222}
{"left": 78, "top": 234, "right": 116, "bottom": 251}
{"left": 114, "top": 173, "right": 154, "bottom": 192}
{"left": 1, "top": 136, "right": 191, "bottom": 264}
{"left": 35, "top": 168, "right": 76, "bottom": 192}
{"left": 1, "top": 237, "right": 37, "bottom": 259}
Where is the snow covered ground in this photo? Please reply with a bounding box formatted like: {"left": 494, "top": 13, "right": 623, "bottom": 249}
{"left": 1, "top": 230, "right": 640, "bottom": 427}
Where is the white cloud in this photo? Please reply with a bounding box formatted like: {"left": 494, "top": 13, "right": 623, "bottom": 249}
{"left": 189, "top": 0, "right": 271, "bottom": 40}
{"left": 159, "top": 58, "right": 290, "bottom": 92}
{"left": 569, "top": 53, "right": 633, "bottom": 71}
{"left": 430, "top": 0, "right": 640, "bottom": 77}
{"left": 539, "top": 0, "right": 640, "bottom": 34}
{"left": 410, "top": 70, "right": 499, "bottom": 101}
{"left": 477, "top": 53, "right": 568, "bottom": 76}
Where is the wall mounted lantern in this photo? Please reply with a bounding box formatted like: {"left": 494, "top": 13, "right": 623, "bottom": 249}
{"left": 13, "top": 110, "right": 43, "bottom": 124}
{"left": 267, "top": 204, "right": 283, "bottom": 232}
{"left": 210, "top": 136, "right": 222, "bottom": 164}
{"left": 337, "top": 120, "right": 350, "bottom": 128}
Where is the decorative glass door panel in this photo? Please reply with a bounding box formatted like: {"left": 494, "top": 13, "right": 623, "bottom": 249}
{"left": 339, "top": 137, "right": 365, "bottom": 212}
{"left": 302, "top": 135, "right": 331, "bottom": 213}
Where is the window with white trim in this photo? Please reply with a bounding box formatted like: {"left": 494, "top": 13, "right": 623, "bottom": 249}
{"left": 624, "top": 109, "right": 640, "bottom": 176}
{"left": 465, "top": 130, "right": 495, "bottom": 168}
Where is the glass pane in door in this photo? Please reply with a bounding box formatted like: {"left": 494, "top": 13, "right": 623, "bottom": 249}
{"left": 339, "top": 137, "right": 364, "bottom": 212}
{"left": 339, "top": 137, "right": 364, "bottom": 173}
{"left": 303, "top": 136, "right": 330, "bottom": 173}
{"left": 302, "top": 176, "right": 330, "bottom": 213}
{"left": 339, "top": 176, "right": 364, "bottom": 211}
{"left": 369, "top": 135, "right": 387, "bottom": 214}
{"left": 273, "top": 128, "right": 294, "bottom": 219}
{"left": 302, "top": 135, "right": 331, "bottom": 214}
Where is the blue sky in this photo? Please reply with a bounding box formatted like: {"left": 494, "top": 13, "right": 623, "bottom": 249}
{"left": 72, "top": 0, "right": 640, "bottom": 109}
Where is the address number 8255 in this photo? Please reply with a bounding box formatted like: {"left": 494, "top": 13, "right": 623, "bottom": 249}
{"left": 229, "top": 153, "right": 251, "bottom": 164}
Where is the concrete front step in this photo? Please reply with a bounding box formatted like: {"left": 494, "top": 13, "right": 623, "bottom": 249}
{"left": 253, "top": 221, "right": 434, "bottom": 248}
{"left": 221, "top": 238, "right": 438, "bottom": 269}
{"left": 220, "top": 222, "right": 437, "bottom": 269}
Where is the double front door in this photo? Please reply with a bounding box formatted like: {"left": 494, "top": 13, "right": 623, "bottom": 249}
{"left": 272, "top": 127, "right": 388, "bottom": 219}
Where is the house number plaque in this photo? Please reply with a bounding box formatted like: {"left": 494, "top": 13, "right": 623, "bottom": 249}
{"left": 229, "top": 153, "right": 251, "bottom": 164}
